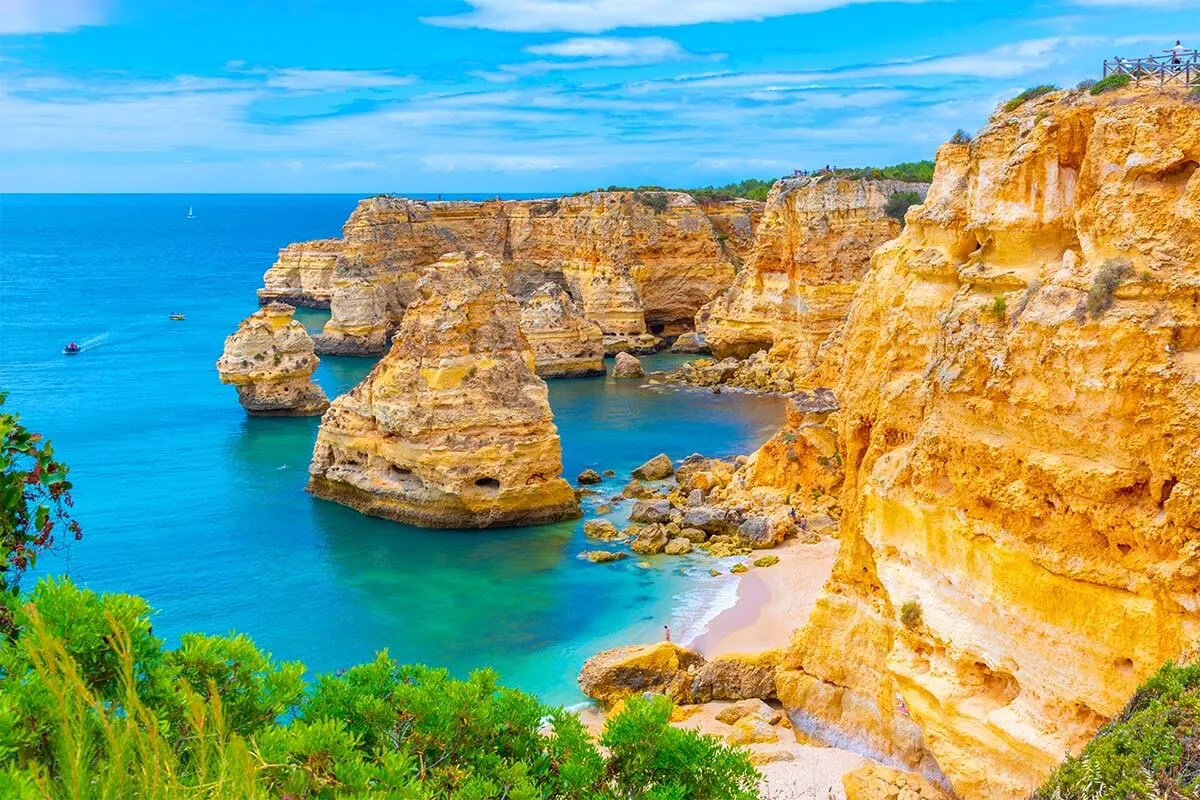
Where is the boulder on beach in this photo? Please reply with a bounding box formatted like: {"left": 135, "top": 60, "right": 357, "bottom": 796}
{"left": 632, "top": 453, "right": 674, "bottom": 480}
{"left": 629, "top": 498, "right": 673, "bottom": 524}
{"left": 691, "top": 650, "right": 782, "bottom": 703}
{"left": 664, "top": 537, "right": 693, "bottom": 555}
{"left": 842, "top": 764, "right": 952, "bottom": 800}
{"left": 612, "top": 351, "right": 645, "bottom": 378}
{"left": 716, "top": 698, "right": 783, "bottom": 726}
{"left": 578, "top": 642, "right": 705, "bottom": 707}
{"left": 630, "top": 523, "right": 670, "bottom": 554}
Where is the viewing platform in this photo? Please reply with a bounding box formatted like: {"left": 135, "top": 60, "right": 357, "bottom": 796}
{"left": 1104, "top": 49, "right": 1200, "bottom": 87}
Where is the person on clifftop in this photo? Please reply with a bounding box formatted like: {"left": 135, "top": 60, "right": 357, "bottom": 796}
{"left": 1171, "top": 40, "right": 1186, "bottom": 66}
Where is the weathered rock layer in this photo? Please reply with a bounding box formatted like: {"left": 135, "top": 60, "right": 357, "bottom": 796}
{"left": 519, "top": 283, "right": 606, "bottom": 378}
{"left": 307, "top": 252, "right": 580, "bottom": 528}
{"left": 702, "top": 177, "right": 928, "bottom": 374}
{"left": 767, "top": 88, "right": 1200, "bottom": 798}
{"left": 215, "top": 302, "right": 329, "bottom": 416}
{"left": 262, "top": 193, "right": 752, "bottom": 355}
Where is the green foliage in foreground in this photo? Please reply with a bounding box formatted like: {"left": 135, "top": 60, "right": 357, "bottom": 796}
{"left": 1090, "top": 73, "right": 1132, "bottom": 95}
{"left": 0, "top": 578, "right": 759, "bottom": 799}
{"left": 1005, "top": 85, "right": 1059, "bottom": 112}
{"left": 1032, "top": 661, "right": 1200, "bottom": 799}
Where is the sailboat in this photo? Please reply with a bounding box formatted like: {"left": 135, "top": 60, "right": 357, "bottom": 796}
{"left": 186, "top": 206, "right": 195, "bottom": 219}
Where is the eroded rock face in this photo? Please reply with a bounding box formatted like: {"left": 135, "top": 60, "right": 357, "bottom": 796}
{"left": 702, "top": 177, "right": 929, "bottom": 376}
{"left": 307, "top": 252, "right": 580, "bottom": 529}
{"left": 578, "top": 642, "right": 706, "bottom": 707}
{"left": 518, "top": 283, "right": 605, "bottom": 378}
{"left": 768, "top": 89, "right": 1200, "bottom": 798}
{"left": 216, "top": 302, "right": 329, "bottom": 416}
{"left": 258, "top": 239, "right": 343, "bottom": 308}
{"left": 261, "top": 193, "right": 740, "bottom": 354}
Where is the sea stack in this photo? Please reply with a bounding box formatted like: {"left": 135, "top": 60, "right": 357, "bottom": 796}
{"left": 519, "top": 283, "right": 606, "bottom": 378}
{"left": 307, "top": 252, "right": 580, "bottom": 528}
{"left": 215, "top": 302, "right": 329, "bottom": 416}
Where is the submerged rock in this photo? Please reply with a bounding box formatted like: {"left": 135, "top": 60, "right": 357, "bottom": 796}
{"left": 307, "top": 252, "right": 580, "bottom": 529}
{"left": 583, "top": 519, "right": 624, "bottom": 541}
{"left": 611, "top": 352, "right": 645, "bottom": 379}
{"left": 216, "top": 302, "right": 330, "bottom": 416}
{"left": 578, "top": 550, "right": 629, "bottom": 564}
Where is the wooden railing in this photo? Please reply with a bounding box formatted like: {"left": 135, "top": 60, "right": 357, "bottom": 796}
{"left": 1104, "top": 50, "right": 1200, "bottom": 87}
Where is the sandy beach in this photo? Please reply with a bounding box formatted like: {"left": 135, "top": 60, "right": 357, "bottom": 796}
{"left": 690, "top": 536, "right": 839, "bottom": 658}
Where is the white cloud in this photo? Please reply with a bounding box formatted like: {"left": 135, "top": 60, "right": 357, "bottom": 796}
{"left": 0, "top": 0, "right": 107, "bottom": 34}
{"left": 420, "top": 153, "right": 571, "bottom": 171}
{"left": 263, "top": 68, "right": 416, "bottom": 92}
{"left": 330, "top": 160, "right": 383, "bottom": 171}
{"left": 422, "top": 0, "right": 932, "bottom": 33}
{"left": 526, "top": 36, "right": 685, "bottom": 59}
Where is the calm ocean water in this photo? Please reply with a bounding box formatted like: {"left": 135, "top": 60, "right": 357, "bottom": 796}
{"left": 0, "top": 194, "right": 785, "bottom": 704}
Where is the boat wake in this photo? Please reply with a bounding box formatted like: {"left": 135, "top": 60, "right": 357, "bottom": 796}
{"left": 77, "top": 333, "right": 111, "bottom": 351}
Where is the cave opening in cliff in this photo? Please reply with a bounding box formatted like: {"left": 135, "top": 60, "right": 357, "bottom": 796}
{"left": 474, "top": 477, "right": 501, "bottom": 491}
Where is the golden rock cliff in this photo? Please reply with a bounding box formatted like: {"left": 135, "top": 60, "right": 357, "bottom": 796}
{"left": 215, "top": 302, "right": 329, "bottom": 416}
{"left": 519, "top": 283, "right": 606, "bottom": 378}
{"left": 262, "top": 192, "right": 738, "bottom": 355}
{"left": 258, "top": 238, "right": 343, "bottom": 308}
{"left": 703, "top": 177, "right": 928, "bottom": 368}
{"left": 766, "top": 88, "right": 1200, "bottom": 798}
{"left": 307, "top": 252, "right": 580, "bottom": 529}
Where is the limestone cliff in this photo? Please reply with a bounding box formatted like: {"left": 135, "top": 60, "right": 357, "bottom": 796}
{"left": 307, "top": 252, "right": 580, "bottom": 528}
{"left": 697, "top": 198, "right": 765, "bottom": 269}
{"left": 703, "top": 177, "right": 928, "bottom": 370}
{"left": 216, "top": 302, "right": 329, "bottom": 416}
{"left": 765, "top": 87, "right": 1200, "bottom": 798}
{"left": 519, "top": 283, "right": 606, "bottom": 378}
{"left": 258, "top": 238, "right": 343, "bottom": 308}
{"left": 262, "top": 193, "right": 738, "bottom": 355}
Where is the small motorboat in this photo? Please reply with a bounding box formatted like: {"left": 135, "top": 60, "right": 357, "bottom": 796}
{"left": 63, "top": 342, "right": 81, "bottom": 355}
{"left": 169, "top": 313, "right": 186, "bottom": 321}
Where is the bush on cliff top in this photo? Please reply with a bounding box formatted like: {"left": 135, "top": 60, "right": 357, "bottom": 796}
{"left": 1032, "top": 660, "right": 1200, "bottom": 799}
{"left": 1004, "top": 85, "right": 1059, "bottom": 112}
{"left": 1090, "top": 73, "right": 1132, "bottom": 95}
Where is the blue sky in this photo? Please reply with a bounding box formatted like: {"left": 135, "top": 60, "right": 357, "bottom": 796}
{"left": 0, "top": 0, "right": 1194, "bottom": 192}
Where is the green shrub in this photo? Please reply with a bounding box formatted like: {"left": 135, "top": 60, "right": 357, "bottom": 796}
{"left": 827, "top": 161, "right": 935, "bottom": 183}
{"left": 1086, "top": 258, "right": 1131, "bottom": 318}
{"left": 949, "top": 129, "right": 972, "bottom": 145}
{"left": 990, "top": 295, "right": 1007, "bottom": 321}
{"left": 635, "top": 191, "right": 670, "bottom": 213}
{"left": 0, "top": 577, "right": 760, "bottom": 799}
{"left": 899, "top": 600, "right": 923, "bottom": 630}
{"left": 1187, "top": 87, "right": 1200, "bottom": 106}
{"left": 1004, "top": 85, "right": 1058, "bottom": 112}
{"left": 1090, "top": 73, "right": 1132, "bottom": 95}
{"left": 1076, "top": 78, "right": 1098, "bottom": 91}
{"left": 885, "top": 190, "right": 923, "bottom": 227}
{"left": 1033, "top": 661, "right": 1200, "bottom": 799}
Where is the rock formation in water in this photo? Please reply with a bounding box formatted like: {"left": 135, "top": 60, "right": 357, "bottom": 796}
{"left": 260, "top": 192, "right": 743, "bottom": 355}
{"left": 215, "top": 302, "right": 329, "bottom": 416}
{"left": 258, "top": 239, "right": 343, "bottom": 308}
{"left": 307, "top": 251, "right": 580, "bottom": 528}
{"left": 701, "top": 177, "right": 928, "bottom": 375}
{"left": 757, "top": 87, "right": 1200, "bottom": 798}
{"left": 518, "top": 283, "right": 605, "bottom": 378}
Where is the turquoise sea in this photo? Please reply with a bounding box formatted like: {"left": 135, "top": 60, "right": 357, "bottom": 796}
{"left": 0, "top": 194, "right": 785, "bottom": 705}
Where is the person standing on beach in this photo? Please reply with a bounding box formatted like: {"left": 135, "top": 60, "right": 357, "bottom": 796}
{"left": 663, "top": 625, "right": 671, "bottom": 642}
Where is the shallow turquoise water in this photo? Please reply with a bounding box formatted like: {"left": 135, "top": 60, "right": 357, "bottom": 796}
{"left": 0, "top": 194, "right": 785, "bottom": 704}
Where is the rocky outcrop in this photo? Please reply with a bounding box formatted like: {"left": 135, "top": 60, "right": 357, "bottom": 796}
{"left": 697, "top": 198, "right": 765, "bottom": 269}
{"left": 215, "top": 302, "right": 329, "bottom": 416}
{"left": 842, "top": 765, "right": 951, "bottom": 800}
{"left": 307, "top": 252, "right": 580, "bottom": 528}
{"left": 518, "top": 283, "right": 605, "bottom": 378}
{"left": 611, "top": 352, "right": 644, "bottom": 379}
{"left": 700, "top": 177, "right": 929, "bottom": 382}
{"left": 579, "top": 643, "right": 781, "bottom": 707}
{"left": 261, "top": 193, "right": 739, "bottom": 355}
{"left": 765, "top": 88, "right": 1200, "bottom": 798}
{"left": 258, "top": 239, "right": 342, "bottom": 308}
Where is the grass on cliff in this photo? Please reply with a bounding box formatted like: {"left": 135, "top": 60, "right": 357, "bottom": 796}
{"left": 1089, "top": 73, "right": 1132, "bottom": 95}
{"left": 1004, "top": 85, "right": 1059, "bottom": 112}
{"left": 1032, "top": 661, "right": 1200, "bottom": 799}
{"left": 1086, "top": 258, "right": 1131, "bottom": 318}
